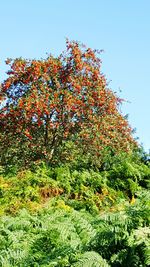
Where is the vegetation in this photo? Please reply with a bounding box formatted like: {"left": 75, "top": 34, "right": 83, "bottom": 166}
{"left": 0, "top": 153, "right": 149, "bottom": 266}
{"left": 0, "top": 189, "right": 149, "bottom": 266}
{"left": 0, "top": 40, "right": 135, "bottom": 167}
{"left": 0, "top": 40, "right": 150, "bottom": 266}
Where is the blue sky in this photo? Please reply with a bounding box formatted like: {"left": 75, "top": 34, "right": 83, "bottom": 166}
{"left": 0, "top": 0, "right": 150, "bottom": 151}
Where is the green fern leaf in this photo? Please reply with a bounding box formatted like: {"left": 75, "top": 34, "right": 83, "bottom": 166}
{"left": 72, "top": 251, "right": 110, "bottom": 267}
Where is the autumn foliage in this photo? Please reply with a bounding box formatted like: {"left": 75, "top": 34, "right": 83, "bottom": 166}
{"left": 0, "top": 40, "right": 136, "bottom": 166}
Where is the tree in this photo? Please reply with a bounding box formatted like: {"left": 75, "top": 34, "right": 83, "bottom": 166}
{"left": 0, "top": 40, "right": 136, "bottom": 166}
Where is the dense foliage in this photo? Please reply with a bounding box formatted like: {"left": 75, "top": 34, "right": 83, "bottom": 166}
{"left": 0, "top": 152, "right": 149, "bottom": 215}
{"left": 0, "top": 154, "right": 149, "bottom": 266}
{"left": 0, "top": 40, "right": 136, "bottom": 167}
{"left": 0, "top": 190, "right": 149, "bottom": 267}
{"left": 0, "top": 41, "right": 150, "bottom": 266}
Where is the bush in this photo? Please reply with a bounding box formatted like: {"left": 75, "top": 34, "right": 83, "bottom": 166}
{"left": 0, "top": 194, "right": 149, "bottom": 266}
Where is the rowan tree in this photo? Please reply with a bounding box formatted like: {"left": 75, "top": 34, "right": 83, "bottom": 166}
{"left": 0, "top": 40, "right": 136, "bottom": 166}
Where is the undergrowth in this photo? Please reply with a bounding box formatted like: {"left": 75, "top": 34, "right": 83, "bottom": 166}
{"left": 0, "top": 154, "right": 150, "bottom": 215}
{"left": 0, "top": 192, "right": 149, "bottom": 266}
{"left": 0, "top": 152, "right": 149, "bottom": 266}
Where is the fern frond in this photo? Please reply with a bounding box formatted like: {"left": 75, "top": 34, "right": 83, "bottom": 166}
{"left": 72, "top": 251, "right": 110, "bottom": 267}
{"left": 143, "top": 243, "right": 150, "bottom": 266}
{"left": 71, "top": 211, "right": 97, "bottom": 245}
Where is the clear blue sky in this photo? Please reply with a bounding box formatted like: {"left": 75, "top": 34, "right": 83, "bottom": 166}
{"left": 0, "top": 0, "right": 150, "bottom": 151}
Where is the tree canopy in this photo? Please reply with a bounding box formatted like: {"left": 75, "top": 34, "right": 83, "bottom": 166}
{"left": 0, "top": 40, "right": 136, "bottom": 166}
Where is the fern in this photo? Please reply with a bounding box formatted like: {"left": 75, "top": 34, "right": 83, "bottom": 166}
{"left": 71, "top": 211, "right": 97, "bottom": 246}
{"left": 144, "top": 244, "right": 150, "bottom": 266}
{"left": 72, "top": 251, "right": 110, "bottom": 267}
{"left": 0, "top": 206, "right": 150, "bottom": 266}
